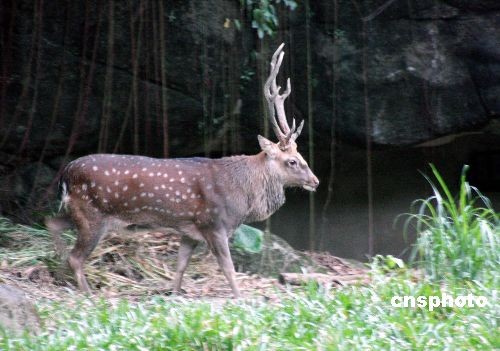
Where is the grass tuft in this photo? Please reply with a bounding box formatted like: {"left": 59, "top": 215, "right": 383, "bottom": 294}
{"left": 402, "top": 165, "right": 499, "bottom": 283}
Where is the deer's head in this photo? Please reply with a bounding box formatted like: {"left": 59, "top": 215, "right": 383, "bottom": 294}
{"left": 259, "top": 44, "right": 319, "bottom": 192}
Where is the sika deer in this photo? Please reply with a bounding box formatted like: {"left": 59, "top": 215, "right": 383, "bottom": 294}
{"left": 45, "top": 43, "right": 319, "bottom": 298}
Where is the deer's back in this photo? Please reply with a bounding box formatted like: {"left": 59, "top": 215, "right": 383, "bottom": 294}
{"left": 61, "top": 154, "right": 226, "bottom": 232}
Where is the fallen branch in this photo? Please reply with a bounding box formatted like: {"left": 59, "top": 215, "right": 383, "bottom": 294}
{"left": 279, "top": 272, "right": 368, "bottom": 287}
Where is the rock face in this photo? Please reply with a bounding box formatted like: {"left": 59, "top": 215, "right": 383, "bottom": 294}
{"left": 1, "top": 0, "right": 498, "bottom": 152}
{"left": 312, "top": 0, "right": 500, "bottom": 146}
{"left": 0, "top": 284, "right": 40, "bottom": 335}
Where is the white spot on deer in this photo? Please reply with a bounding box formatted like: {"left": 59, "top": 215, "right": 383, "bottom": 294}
{"left": 98, "top": 186, "right": 103, "bottom": 190}
{"left": 206, "top": 184, "right": 213, "bottom": 190}
{"left": 154, "top": 186, "right": 159, "bottom": 190}
{"left": 92, "top": 166, "right": 98, "bottom": 171}
{"left": 123, "top": 185, "right": 128, "bottom": 192}
{"left": 81, "top": 163, "right": 86, "bottom": 167}
{"left": 106, "top": 186, "right": 112, "bottom": 193}
{"left": 140, "top": 192, "right": 146, "bottom": 197}
{"left": 124, "top": 170, "right": 130, "bottom": 175}
{"left": 117, "top": 171, "right": 121, "bottom": 175}
{"left": 149, "top": 172, "right": 154, "bottom": 177}
{"left": 132, "top": 196, "right": 137, "bottom": 201}
{"left": 112, "top": 168, "right": 116, "bottom": 173}
{"left": 161, "top": 184, "right": 166, "bottom": 189}
{"left": 190, "top": 194, "right": 196, "bottom": 199}
{"left": 165, "top": 193, "right": 170, "bottom": 198}
{"left": 103, "top": 199, "right": 108, "bottom": 203}
{"left": 206, "top": 208, "right": 211, "bottom": 213}
{"left": 182, "top": 195, "right": 187, "bottom": 200}
{"left": 124, "top": 202, "right": 128, "bottom": 206}
{"left": 168, "top": 186, "right": 173, "bottom": 191}
{"left": 178, "top": 171, "right": 183, "bottom": 175}
{"left": 156, "top": 199, "right": 162, "bottom": 203}
{"left": 187, "top": 188, "right": 192, "bottom": 193}
{"left": 114, "top": 193, "right": 119, "bottom": 198}
{"left": 91, "top": 182, "right": 96, "bottom": 188}
{"left": 175, "top": 164, "right": 180, "bottom": 168}
{"left": 157, "top": 172, "right": 162, "bottom": 176}
{"left": 132, "top": 174, "right": 138, "bottom": 179}
{"left": 142, "top": 167, "right": 147, "bottom": 172}
{"left": 139, "top": 183, "right": 144, "bottom": 188}
{"left": 188, "top": 212, "right": 194, "bottom": 216}
{"left": 192, "top": 177, "right": 197, "bottom": 181}
{"left": 196, "top": 211, "right": 201, "bottom": 215}
{"left": 81, "top": 184, "right": 87, "bottom": 191}
{"left": 176, "top": 199, "right": 181, "bottom": 203}
{"left": 163, "top": 174, "right": 168, "bottom": 178}
{"left": 179, "top": 212, "right": 184, "bottom": 216}
{"left": 180, "top": 177, "right": 186, "bottom": 183}
{"left": 170, "top": 198, "right": 175, "bottom": 202}
{"left": 148, "top": 193, "right": 154, "bottom": 198}
{"left": 170, "top": 178, "right": 175, "bottom": 182}
{"left": 105, "top": 171, "right": 110, "bottom": 176}
{"left": 114, "top": 180, "right": 119, "bottom": 186}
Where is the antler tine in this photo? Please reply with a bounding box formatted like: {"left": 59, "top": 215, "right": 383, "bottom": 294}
{"left": 290, "top": 119, "right": 304, "bottom": 142}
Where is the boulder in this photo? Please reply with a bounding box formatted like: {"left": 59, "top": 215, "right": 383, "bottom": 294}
{"left": 0, "top": 284, "right": 40, "bottom": 335}
{"left": 230, "top": 233, "right": 323, "bottom": 277}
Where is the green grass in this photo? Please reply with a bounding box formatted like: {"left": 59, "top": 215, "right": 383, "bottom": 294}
{"left": 402, "top": 165, "right": 499, "bottom": 283}
{"left": 0, "top": 275, "right": 498, "bottom": 351}
{"left": 1, "top": 165, "right": 498, "bottom": 350}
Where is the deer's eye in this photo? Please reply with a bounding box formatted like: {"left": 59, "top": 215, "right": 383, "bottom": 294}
{"left": 287, "top": 159, "right": 298, "bottom": 167}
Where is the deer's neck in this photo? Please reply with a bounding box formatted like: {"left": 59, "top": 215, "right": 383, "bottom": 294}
{"left": 220, "top": 153, "right": 285, "bottom": 223}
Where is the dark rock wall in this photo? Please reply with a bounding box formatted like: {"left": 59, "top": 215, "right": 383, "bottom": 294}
{"left": 1, "top": 0, "right": 499, "bottom": 257}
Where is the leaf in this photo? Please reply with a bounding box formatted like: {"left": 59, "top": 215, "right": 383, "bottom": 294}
{"left": 233, "top": 225, "right": 263, "bottom": 253}
{"left": 385, "top": 255, "right": 405, "bottom": 269}
{"left": 234, "top": 19, "right": 241, "bottom": 31}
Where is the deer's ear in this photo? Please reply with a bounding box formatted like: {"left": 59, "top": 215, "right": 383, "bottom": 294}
{"left": 258, "top": 135, "right": 279, "bottom": 159}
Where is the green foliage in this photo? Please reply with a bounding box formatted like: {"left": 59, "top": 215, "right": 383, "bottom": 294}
{"left": 372, "top": 254, "right": 406, "bottom": 272}
{"left": 242, "top": 0, "right": 298, "bottom": 39}
{"left": 233, "top": 224, "right": 264, "bottom": 253}
{"left": 402, "top": 164, "right": 499, "bottom": 283}
{"left": 1, "top": 275, "right": 497, "bottom": 350}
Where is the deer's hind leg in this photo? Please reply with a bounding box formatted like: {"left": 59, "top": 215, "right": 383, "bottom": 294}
{"left": 67, "top": 204, "right": 109, "bottom": 292}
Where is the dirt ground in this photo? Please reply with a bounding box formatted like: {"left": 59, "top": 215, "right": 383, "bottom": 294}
{"left": 0, "top": 251, "right": 366, "bottom": 301}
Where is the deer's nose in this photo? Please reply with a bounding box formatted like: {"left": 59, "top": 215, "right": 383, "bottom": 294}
{"left": 311, "top": 175, "right": 319, "bottom": 187}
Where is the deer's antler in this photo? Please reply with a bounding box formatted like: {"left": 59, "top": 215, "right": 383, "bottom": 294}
{"left": 264, "top": 43, "right": 303, "bottom": 150}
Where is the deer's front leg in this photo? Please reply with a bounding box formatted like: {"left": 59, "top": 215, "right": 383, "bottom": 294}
{"left": 207, "top": 230, "right": 241, "bottom": 298}
{"left": 172, "top": 236, "right": 199, "bottom": 294}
